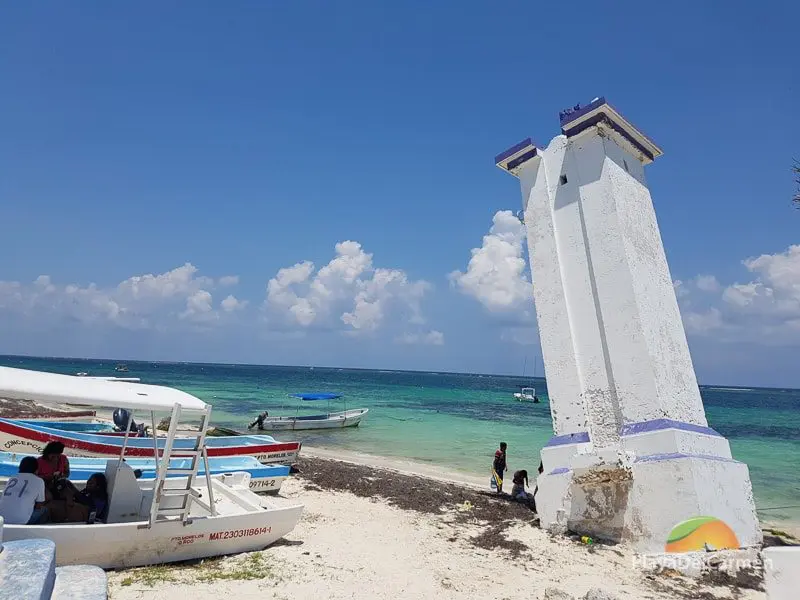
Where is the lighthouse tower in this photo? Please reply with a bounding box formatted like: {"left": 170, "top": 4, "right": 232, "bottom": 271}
{"left": 495, "top": 98, "right": 761, "bottom": 552}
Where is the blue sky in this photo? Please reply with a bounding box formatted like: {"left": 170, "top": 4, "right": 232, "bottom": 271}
{"left": 1, "top": 2, "right": 798, "bottom": 387}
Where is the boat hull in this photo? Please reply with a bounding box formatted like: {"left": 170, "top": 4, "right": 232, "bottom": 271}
{"left": 0, "top": 418, "right": 301, "bottom": 465}
{"left": 2, "top": 494, "right": 304, "bottom": 568}
{"left": 513, "top": 393, "right": 539, "bottom": 403}
{"left": 256, "top": 408, "right": 368, "bottom": 431}
{"left": 0, "top": 452, "right": 289, "bottom": 494}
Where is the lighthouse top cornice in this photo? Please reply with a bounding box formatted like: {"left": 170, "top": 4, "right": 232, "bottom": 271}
{"left": 560, "top": 97, "right": 663, "bottom": 164}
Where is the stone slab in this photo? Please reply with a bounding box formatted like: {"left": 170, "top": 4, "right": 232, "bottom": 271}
{"left": 0, "top": 539, "right": 56, "bottom": 600}
{"left": 52, "top": 565, "right": 108, "bottom": 600}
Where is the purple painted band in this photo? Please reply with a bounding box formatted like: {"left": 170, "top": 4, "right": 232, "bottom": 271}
{"left": 559, "top": 96, "right": 607, "bottom": 126}
{"left": 545, "top": 431, "right": 590, "bottom": 447}
{"left": 506, "top": 147, "right": 538, "bottom": 171}
{"left": 634, "top": 452, "right": 739, "bottom": 465}
{"left": 620, "top": 418, "right": 722, "bottom": 438}
{"left": 494, "top": 138, "right": 533, "bottom": 165}
{"left": 546, "top": 452, "right": 738, "bottom": 476}
{"left": 549, "top": 467, "right": 570, "bottom": 475}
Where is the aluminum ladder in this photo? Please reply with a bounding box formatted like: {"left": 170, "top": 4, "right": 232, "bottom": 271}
{"left": 148, "top": 403, "right": 217, "bottom": 526}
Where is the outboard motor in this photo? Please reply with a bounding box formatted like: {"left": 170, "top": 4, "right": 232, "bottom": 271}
{"left": 112, "top": 408, "right": 138, "bottom": 433}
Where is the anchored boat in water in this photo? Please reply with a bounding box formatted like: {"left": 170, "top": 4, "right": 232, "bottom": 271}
{"left": 248, "top": 393, "right": 368, "bottom": 431}
{"left": 513, "top": 386, "right": 539, "bottom": 403}
{"left": 512, "top": 356, "right": 540, "bottom": 403}
{"left": 0, "top": 366, "right": 304, "bottom": 568}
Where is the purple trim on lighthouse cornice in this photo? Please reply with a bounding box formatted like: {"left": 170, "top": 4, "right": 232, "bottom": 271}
{"left": 494, "top": 138, "right": 533, "bottom": 165}
{"left": 634, "top": 452, "right": 739, "bottom": 465}
{"left": 559, "top": 97, "right": 607, "bottom": 126}
{"left": 506, "top": 148, "right": 538, "bottom": 171}
{"left": 544, "top": 431, "right": 590, "bottom": 447}
{"left": 620, "top": 418, "right": 723, "bottom": 438}
{"left": 548, "top": 467, "right": 571, "bottom": 475}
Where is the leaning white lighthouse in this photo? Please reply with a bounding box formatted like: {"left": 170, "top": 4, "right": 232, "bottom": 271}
{"left": 495, "top": 98, "right": 761, "bottom": 552}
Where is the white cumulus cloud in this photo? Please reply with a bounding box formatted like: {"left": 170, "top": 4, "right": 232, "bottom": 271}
{"left": 0, "top": 263, "right": 228, "bottom": 329}
{"left": 221, "top": 294, "right": 248, "bottom": 312}
{"left": 265, "top": 241, "right": 430, "bottom": 333}
{"left": 181, "top": 290, "right": 217, "bottom": 323}
{"left": 450, "top": 210, "right": 531, "bottom": 313}
{"left": 678, "top": 245, "right": 800, "bottom": 345}
{"left": 694, "top": 274, "right": 721, "bottom": 293}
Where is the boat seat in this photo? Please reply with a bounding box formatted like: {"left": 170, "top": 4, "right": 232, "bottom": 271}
{"left": 104, "top": 460, "right": 147, "bottom": 523}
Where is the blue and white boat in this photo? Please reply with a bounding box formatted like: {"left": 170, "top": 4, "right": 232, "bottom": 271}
{"left": 0, "top": 418, "right": 302, "bottom": 465}
{"left": 17, "top": 420, "right": 115, "bottom": 433}
{"left": 247, "top": 393, "right": 368, "bottom": 431}
{"left": 0, "top": 451, "right": 289, "bottom": 493}
{"left": 0, "top": 366, "right": 304, "bottom": 569}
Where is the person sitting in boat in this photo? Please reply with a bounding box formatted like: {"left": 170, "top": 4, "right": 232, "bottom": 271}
{"left": 48, "top": 473, "right": 109, "bottom": 523}
{"left": 248, "top": 411, "right": 269, "bottom": 430}
{"left": 64, "top": 473, "right": 109, "bottom": 523}
{"left": 0, "top": 456, "right": 48, "bottom": 524}
{"left": 37, "top": 441, "right": 70, "bottom": 486}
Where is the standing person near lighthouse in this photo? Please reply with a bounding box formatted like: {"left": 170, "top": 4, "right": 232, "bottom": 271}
{"left": 492, "top": 442, "right": 507, "bottom": 493}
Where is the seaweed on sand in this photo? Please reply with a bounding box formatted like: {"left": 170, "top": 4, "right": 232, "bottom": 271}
{"left": 294, "top": 457, "right": 535, "bottom": 556}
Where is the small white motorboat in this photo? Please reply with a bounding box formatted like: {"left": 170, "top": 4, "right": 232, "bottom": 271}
{"left": 0, "top": 366, "right": 304, "bottom": 568}
{"left": 513, "top": 356, "right": 540, "bottom": 403}
{"left": 248, "top": 393, "right": 368, "bottom": 431}
{"left": 513, "top": 387, "right": 540, "bottom": 403}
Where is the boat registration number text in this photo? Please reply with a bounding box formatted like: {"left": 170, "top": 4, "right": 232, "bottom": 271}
{"left": 250, "top": 479, "right": 277, "bottom": 490}
{"left": 209, "top": 527, "right": 272, "bottom": 541}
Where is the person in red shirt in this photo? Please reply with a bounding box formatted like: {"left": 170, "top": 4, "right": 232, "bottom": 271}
{"left": 37, "top": 441, "right": 71, "bottom": 486}
{"left": 492, "top": 442, "right": 507, "bottom": 493}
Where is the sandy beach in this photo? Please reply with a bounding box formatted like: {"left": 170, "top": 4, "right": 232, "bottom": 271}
{"left": 0, "top": 395, "right": 790, "bottom": 598}
{"left": 105, "top": 454, "right": 769, "bottom": 600}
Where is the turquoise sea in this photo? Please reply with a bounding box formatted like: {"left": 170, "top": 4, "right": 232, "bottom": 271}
{"left": 2, "top": 355, "right": 799, "bottom": 528}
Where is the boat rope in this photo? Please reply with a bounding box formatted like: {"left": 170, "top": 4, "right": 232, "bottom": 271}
{"left": 756, "top": 505, "right": 800, "bottom": 511}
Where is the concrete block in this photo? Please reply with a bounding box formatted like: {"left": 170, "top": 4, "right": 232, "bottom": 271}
{"left": 763, "top": 547, "right": 800, "bottom": 600}
{"left": 0, "top": 539, "right": 56, "bottom": 600}
{"left": 52, "top": 565, "right": 108, "bottom": 600}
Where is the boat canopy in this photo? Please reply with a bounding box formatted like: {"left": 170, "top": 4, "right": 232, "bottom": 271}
{"left": 0, "top": 367, "right": 208, "bottom": 412}
{"left": 291, "top": 392, "right": 342, "bottom": 401}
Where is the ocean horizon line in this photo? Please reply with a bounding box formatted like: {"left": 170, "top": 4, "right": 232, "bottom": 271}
{"left": 1, "top": 352, "right": 797, "bottom": 393}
